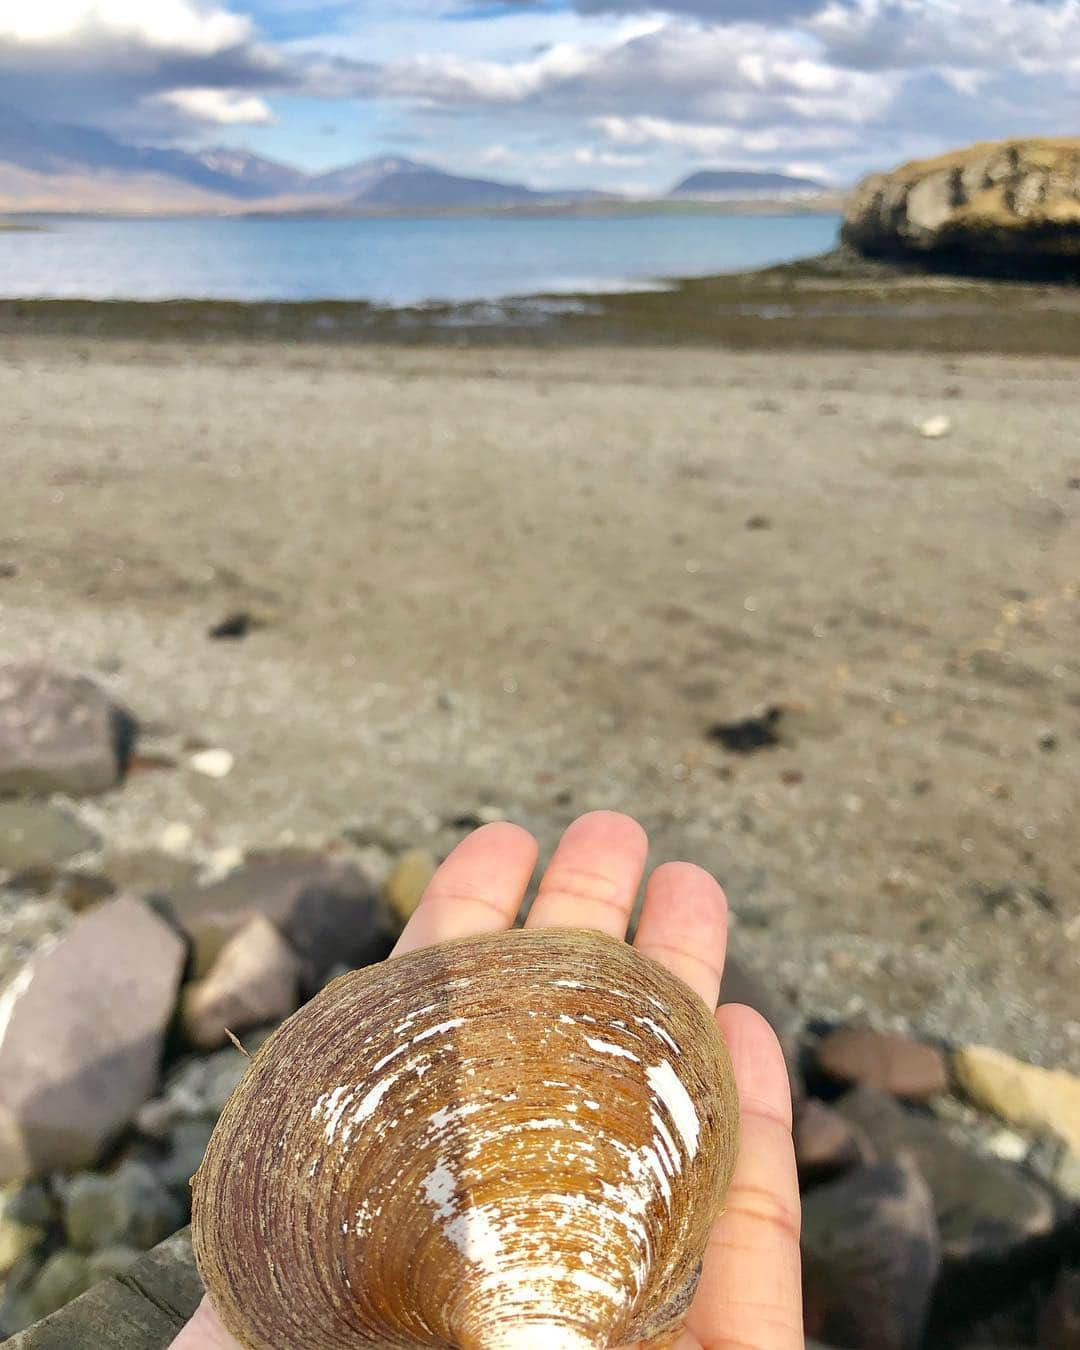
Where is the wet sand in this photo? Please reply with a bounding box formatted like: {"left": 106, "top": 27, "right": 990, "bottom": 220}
{"left": 1, "top": 331, "right": 1077, "bottom": 1067}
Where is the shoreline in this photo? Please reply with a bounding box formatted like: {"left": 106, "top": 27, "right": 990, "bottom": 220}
{"left": 1, "top": 252, "right": 1079, "bottom": 356}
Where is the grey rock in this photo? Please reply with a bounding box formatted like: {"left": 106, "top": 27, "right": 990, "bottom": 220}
{"left": 836, "top": 1086, "right": 1057, "bottom": 1261}
{"left": 63, "top": 1162, "right": 184, "bottom": 1253}
{"left": 802, "top": 1156, "right": 940, "bottom": 1350}
{"left": 86, "top": 1247, "right": 141, "bottom": 1281}
{"left": 0, "top": 666, "right": 136, "bottom": 798}
{"left": 21, "top": 1250, "right": 93, "bottom": 1323}
{"left": 0, "top": 805, "right": 100, "bottom": 873}
{"left": 135, "top": 1045, "right": 250, "bottom": 1139}
{"left": 0, "top": 1183, "right": 46, "bottom": 1276}
{"left": 0, "top": 898, "right": 186, "bottom": 1180}
{"left": 148, "top": 1119, "right": 215, "bottom": 1195}
{"left": 179, "top": 916, "right": 300, "bottom": 1051}
{"left": 5, "top": 1227, "right": 203, "bottom": 1349}
{"left": 163, "top": 848, "right": 395, "bottom": 992}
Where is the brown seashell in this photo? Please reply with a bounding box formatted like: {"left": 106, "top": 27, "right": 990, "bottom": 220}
{"left": 191, "top": 926, "right": 739, "bottom": 1349}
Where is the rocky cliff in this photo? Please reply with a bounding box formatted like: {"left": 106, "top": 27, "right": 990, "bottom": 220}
{"left": 842, "top": 138, "right": 1080, "bottom": 279}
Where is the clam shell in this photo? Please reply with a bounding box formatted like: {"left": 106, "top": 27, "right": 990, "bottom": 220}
{"left": 192, "top": 926, "right": 739, "bottom": 1349}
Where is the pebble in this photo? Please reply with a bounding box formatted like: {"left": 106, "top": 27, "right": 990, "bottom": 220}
{"left": 384, "top": 848, "right": 437, "bottom": 925}
{"left": 160, "top": 823, "right": 195, "bottom": 856}
{"left": 63, "top": 1161, "right": 183, "bottom": 1254}
{"left": 188, "top": 749, "right": 234, "bottom": 779}
{"left": 917, "top": 414, "right": 952, "bottom": 439}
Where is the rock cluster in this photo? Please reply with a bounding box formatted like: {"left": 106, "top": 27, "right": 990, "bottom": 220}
{"left": 842, "top": 137, "right": 1080, "bottom": 280}
{"left": 1, "top": 663, "right": 1078, "bottom": 1347}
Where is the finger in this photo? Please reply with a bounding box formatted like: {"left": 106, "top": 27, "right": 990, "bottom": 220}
{"left": 633, "top": 862, "right": 727, "bottom": 1009}
{"left": 168, "top": 1297, "right": 241, "bottom": 1349}
{"left": 685, "top": 1004, "right": 803, "bottom": 1350}
{"left": 525, "top": 811, "right": 647, "bottom": 937}
{"left": 394, "top": 822, "right": 538, "bottom": 954}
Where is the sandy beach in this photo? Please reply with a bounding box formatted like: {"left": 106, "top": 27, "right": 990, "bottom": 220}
{"left": 2, "top": 331, "right": 1078, "bottom": 1068}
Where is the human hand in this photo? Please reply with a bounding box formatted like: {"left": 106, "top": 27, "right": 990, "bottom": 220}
{"left": 170, "top": 811, "right": 803, "bottom": 1349}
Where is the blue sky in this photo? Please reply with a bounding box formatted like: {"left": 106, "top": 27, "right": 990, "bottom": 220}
{"left": 0, "top": 1, "right": 1077, "bottom": 190}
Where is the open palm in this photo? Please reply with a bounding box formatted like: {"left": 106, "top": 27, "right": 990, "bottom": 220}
{"left": 171, "top": 812, "right": 803, "bottom": 1350}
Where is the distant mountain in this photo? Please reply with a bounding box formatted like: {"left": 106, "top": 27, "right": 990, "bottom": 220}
{"left": 671, "top": 169, "right": 825, "bottom": 197}
{"left": 0, "top": 107, "right": 612, "bottom": 214}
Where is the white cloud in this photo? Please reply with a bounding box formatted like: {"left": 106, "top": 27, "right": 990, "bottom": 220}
{"left": 810, "top": 0, "right": 1080, "bottom": 72}
{"left": 0, "top": 0, "right": 253, "bottom": 54}
{"left": 152, "top": 87, "right": 276, "bottom": 124}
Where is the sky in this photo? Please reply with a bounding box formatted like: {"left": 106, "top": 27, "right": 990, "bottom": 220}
{"left": 0, "top": 0, "right": 1077, "bottom": 191}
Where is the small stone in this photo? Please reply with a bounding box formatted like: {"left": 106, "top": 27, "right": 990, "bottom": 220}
{"left": 954, "top": 1044, "right": 1080, "bottom": 1154}
{"left": 0, "top": 665, "right": 137, "bottom": 798}
{"left": 160, "top": 824, "right": 195, "bottom": 857}
{"left": 984, "top": 1127, "right": 1031, "bottom": 1164}
{"left": 150, "top": 1119, "right": 215, "bottom": 1195}
{"left": 384, "top": 848, "right": 437, "bottom": 925}
{"left": 802, "top": 1157, "right": 940, "bottom": 1350}
{"left": 100, "top": 851, "right": 198, "bottom": 899}
{"left": 86, "top": 1245, "right": 142, "bottom": 1281}
{"left": 22, "top": 1249, "right": 93, "bottom": 1321}
{"left": 0, "top": 1185, "right": 45, "bottom": 1276}
{"left": 63, "top": 1161, "right": 184, "bottom": 1253}
{"left": 0, "top": 804, "right": 100, "bottom": 873}
{"left": 0, "top": 898, "right": 186, "bottom": 1180}
{"left": 794, "top": 1099, "right": 874, "bottom": 1186}
{"left": 180, "top": 916, "right": 300, "bottom": 1051}
{"left": 917, "top": 414, "right": 952, "bottom": 439}
{"left": 836, "top": 1086, "right": 1056, "bottom": 1261}
{"left": 188, "top": 749, "right": 234, "bottom": 779}
{"left": 135, "top": 1045, "right": 251, "bottom": 1139}
{"left": 816, "top": 1028, "right": 948, "bottom": 1103}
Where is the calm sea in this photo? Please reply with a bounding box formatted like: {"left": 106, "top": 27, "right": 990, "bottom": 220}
{"left": 0, "top": 212, "right": 841, "bottom": 306}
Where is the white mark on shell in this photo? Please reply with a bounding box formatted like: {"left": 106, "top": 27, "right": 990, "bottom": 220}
{"left": 635, "top": 1015, "right": 680, "bottom": 1054}
{"left": 584, "top": 1036, "right": 638, "bottom": 1062}
{"left": 647, "top": 1060, "right": 700, "bottom": 1159}
{"left": 412, "top": 1017, "right": 465, "bottom": 1043}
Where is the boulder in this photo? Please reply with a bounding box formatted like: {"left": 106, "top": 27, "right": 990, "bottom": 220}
{"left": 0, "top": 805, "right": 100, "bottom": 873}
{"left": 0, "top": 667, "right": 136, "bottom": 798}
{"left": 19, "top": 1252, "right": 93, "bottom": 1324}
{"left": 63, "top": 1162, "right": 183, "bottom": 1254}
{"left": 842, "top": 137, "right": 1080, "bottom": 279}
{"left": 4, "top": 1227, "right": 203, "bottom": 1349}
{"left": 815, "top": 1027, "right": 948, "bottom": 1103}
{"left": 0, "top": 898, "right": 186, "bottom": 1180}
{"left": 953, "top": 1044, "right": 1080, "bottom": 1155}
{"left": 163, "top": 849, "right": 395, "bottom": 992}
{"left": 836, "top": 1087, "right": 1056, "bottom": 1262}
{"left": 802, "top": 1156, "right": 940, "bottom": 1350}
{"left": 179, "top": 916, "right": 300, "bottom": 1050}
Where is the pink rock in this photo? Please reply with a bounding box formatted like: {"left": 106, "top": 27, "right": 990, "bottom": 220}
{"left": 0, "top": 898, "right": 185, "bottom": 1180}
{"left": 181, "top": 917, "right": 301, "bottom": 1051}
{"left": 795, "top": 1098, "right": 875, "bottom": 1186}
{"left": 0, "top": 665, "right": 136, "bottom": 797}
{"left": 816, "top": 1027, "right": 948, "bottom": 1102}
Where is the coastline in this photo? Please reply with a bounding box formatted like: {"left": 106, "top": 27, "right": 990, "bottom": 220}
{"left": 2, "top": 251, "right": 1079, "bottom": 356}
